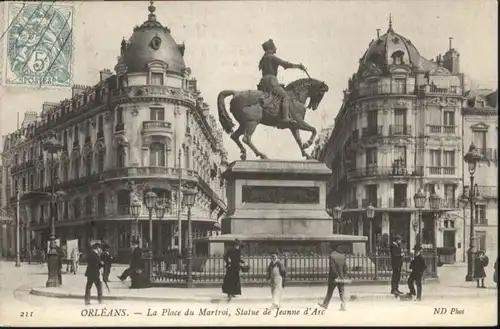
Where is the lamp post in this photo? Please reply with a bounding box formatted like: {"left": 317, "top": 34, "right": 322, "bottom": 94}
{"left": 15, "top": 187, "right": 21, "bottom": 267}
{"left": 366, "top": 204, "right": 375, "bottom": 253}
{"left": 429, "top": 188, "right": 441, "bottom": 247}
{"left": 130, "top": 199, "right": 142, "bottom": 241}
{"left": 182, "top": 188, "right": 197, "bottom": 287}
{"left": 463, "top": 143, "right": 481, "bottom": 282}
{"left": 144, "top": 190, "right": 158, "bottom": 285}
{"left": 332, "top": 206, "right": 343, "bottom": 234}
{"left": 43, "top": 134, "right": 63, "bottom": 288}
{"left": 154, "top": 200, "right": 166, "bottom": 257}
{"left": 413, "top": 189, "right": 426, "bottom": 247}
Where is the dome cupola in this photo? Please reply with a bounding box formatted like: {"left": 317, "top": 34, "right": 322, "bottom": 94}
{"left": 116, "top": 1, "right": 186, "bottom": 76}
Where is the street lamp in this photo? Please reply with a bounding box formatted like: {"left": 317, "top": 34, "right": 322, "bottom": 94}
{"left": 463, "top": 143, "right": 481, "bottom": 282}
{"left": 15, "top": 187, "right": 22, "bottom": 267}
{"left": 366, "top": 204, "right": 375, "bottom": 253}
{"left": 43, "top": 133, "right": 63, "bottom": 288}
{"left": 413, "top": 189, "right": 426, "bottom": 247}
{"left": 429, "top": 188, "right": 441, "bottom": 246}
{"left": 143, "top": 190, "right": 158, "bottom": 286}
{"left": 130, "top": 198, "right": 142, "bottom": 242}
{"left": 332, "top": 206, "right": 343, "bottom": 234}
{"left": 182, "top": 188, "right": 197, "bottom": 287}
{"left": 154, "top": 199, "right": 167, "bottom": 257}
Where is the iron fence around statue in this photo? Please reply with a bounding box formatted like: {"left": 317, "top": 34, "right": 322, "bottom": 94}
{"left": 152, "top": 251, "right": 438, "bottom": 287}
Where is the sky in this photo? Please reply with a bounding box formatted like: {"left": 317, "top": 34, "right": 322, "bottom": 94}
{"left": 0, "top": 0, "right": 497, "bottom": 161}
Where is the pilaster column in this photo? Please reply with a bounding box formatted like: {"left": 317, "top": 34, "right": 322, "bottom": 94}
{"left": 381, "top": 212, "right": 390, "bottom": 237}
{"left": 409, "top": 211, "right": 417, "bottom": 248}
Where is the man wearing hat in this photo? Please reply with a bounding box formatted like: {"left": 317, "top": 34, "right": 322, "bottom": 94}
{"left": 118, "top": 238, "right": 142, "bottom": 282}
{"left": 407, "top": 244, "right": 427, "bottom": 301}
{"left": 390, "top": 235, "right": 404, "bottom": 295}
{"left": 266, "top": 251, "right": 286, "bottom": 309}
{"left": 258, "top": 39, "right": 306, "bottom": 129}
{"left": 84, "top": 242, "right": 103, "bottom": 305}
{"left": 318, "top": 244, "right": 348, "bottom": 311}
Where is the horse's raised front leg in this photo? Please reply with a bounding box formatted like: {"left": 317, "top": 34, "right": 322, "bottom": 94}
{"left": 295, "top": 120, "right": 317, "bottom": 149}
{"left": 241, "top": 121, "right": 268, "bottom": 159}
{"left": 230, "top": 125, "right": 247, "bottom": 160}
{"left": 290, "top": 128, "right": 312, "bottom": 159}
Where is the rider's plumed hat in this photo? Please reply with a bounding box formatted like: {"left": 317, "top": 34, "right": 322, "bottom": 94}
{"left": 262, "top": 39, "right": 276, "bottom": 52}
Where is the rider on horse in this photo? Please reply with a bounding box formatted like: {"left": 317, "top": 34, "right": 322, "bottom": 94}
{"left": 258, "top": 39, "right": 306, "bottom": 129}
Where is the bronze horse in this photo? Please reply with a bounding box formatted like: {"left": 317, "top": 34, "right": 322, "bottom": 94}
{"left": 217, "top": 78, "right": 329, "bottom": 160}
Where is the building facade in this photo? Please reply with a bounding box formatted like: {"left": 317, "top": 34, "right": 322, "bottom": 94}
{"left": 461, "top": 90, "right": 498, "bottom": 259}
{"left": 313, "top": 22, "right": 465, "bottom": 256}
{"left": 0, "top": 4, "right": 228, "bottom": 262}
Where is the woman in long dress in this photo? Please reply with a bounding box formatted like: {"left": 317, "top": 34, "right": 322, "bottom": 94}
{"left": 474, "top": 250, "right": 489, "bottom": 288}
{"left": 222, "top": 239, "right": 245, "bottom": 301}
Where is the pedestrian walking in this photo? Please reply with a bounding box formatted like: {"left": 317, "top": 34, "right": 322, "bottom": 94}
{"left": 70, "top": 247, "right": 80, "bottom": 274}
{"left": 266, "top": 251, "right": 286, "bottom": 309}
{"left": 84, "top": 242, "right": 104, "bottom": 305}
{"left": 474, "top": 250, "right": 489, "bottom": 288}
{"left": 222, "top": 239, "right": 246, "bottom": 302}
{"left": 390, "top": 235, "right": 404, "bottom": 295}
{"left": 118, "top": 239, "right": 142, "bottom": 282}
{"left": 406, "top": 244, "right": 427, "bottom": 301}
{"left": 100, "top": 244, "right": 113, "bottom": 283}
{"left": 318, "top": 244, "right": 349, "bottom": 311}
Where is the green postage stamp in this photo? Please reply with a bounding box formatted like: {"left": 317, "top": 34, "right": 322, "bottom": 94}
{"left": 4, "top": 2, "right": 74, "bottom": 87}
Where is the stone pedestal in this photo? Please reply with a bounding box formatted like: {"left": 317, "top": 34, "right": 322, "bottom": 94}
{"left": 196, "top": 160, "right": 367, "bottom": 256}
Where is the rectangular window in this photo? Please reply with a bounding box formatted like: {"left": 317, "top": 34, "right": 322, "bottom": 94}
{"left": 443, "top": 111, "right": 455, "bottom": 126}
{"left": 393, "top": 78, "right": 406, "bottom": 94}
{"left": 116, "top": 107, "right": 123, "bottom": 124}
{"left": 394, "top": 146, "right": 406, "bottom": 166}
{"left": 475, "top": 204, "right": 487, "bottom": 225}
{"left": 366, "top": 147, "right": 377, "bottom": 166}
{"left": 367, "top": 110, "right": 378, "bottom": 127}
{"left": 150, "top": 108, "right": 165, "bottom": 121}
{"left": 394, "top": 184, "right": 407, "bottom": 206}
{"left": 430, "top": 150, "right": 441, "bottom": 166}
{"left": 473, "top": 131, "right": 487, "bottom": 150}
{"left": 443, "top": 150, "right": 455, "bottom": 167}
{"left": 475, "top": 231, "right": 486, "bottom": 251}
{"left": 150, "top": 73, "right": 164, "bottom": 86}
{"left": 365, "top": 184, "right": 378, "bottom": 205}
{"left": 394, "top": 109, "right": 406, "bottom": 126}
{"left": 444, "top": 184, "right": 455, "bottom": 204}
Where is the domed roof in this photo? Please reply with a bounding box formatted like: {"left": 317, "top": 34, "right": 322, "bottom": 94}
{"left": 358, "top": 20, "right": 436, "bottom": 73}
{"left": 117, "top": 2, "right": 185, "bottom": 75}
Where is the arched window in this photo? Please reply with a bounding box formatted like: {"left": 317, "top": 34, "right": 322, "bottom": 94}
{"left": 85, "top": 153, "right": 93, "bottom": 176}
{"left": 73, "top": 157, "right": 80, "bottom": 179}
{"left": 72, "top": 199, "right": 81, "bottom": 220}
{"left": 117, "top": 190, "right": 130, "bottom": 215}
{"left": 97, "top": 149, "right": 105, "bottom": 173}
{"left": 149, "top": 142, "right": 165, "bottom": 167}
{"left": 85, "top": 196, "right": 94, "bottom": 217}
{"left": 391, "top": 51, "right": 405, "bottom": 65}
{"left": 116, "top": 145, "right": 125, "bottom": 168}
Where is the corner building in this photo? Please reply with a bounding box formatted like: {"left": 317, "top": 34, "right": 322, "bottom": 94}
{"left": 1, "top": 4, "right": 228, "bottom": 262}
{"left": 314, "top": 23, "right": 464, "bottom": 256}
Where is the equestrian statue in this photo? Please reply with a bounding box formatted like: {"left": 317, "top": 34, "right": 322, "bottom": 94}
{"left": 217, "top": 39, "right": 329, "bottom": 160}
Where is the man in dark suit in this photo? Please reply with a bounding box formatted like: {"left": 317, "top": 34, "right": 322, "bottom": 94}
{"left": 407, "top": 244, "right": 427, "bottom": 301}
{"left": 318, "top": 244, "right": 348, "bottom": 311}
{"left": 84, "top": 243, "right": 103, "bottom": 305}
{"left": 390, "top": 235, "right": 404, "bottom": 295}
{"left": 118, "top": 239, "right": 142, "bottom": 281}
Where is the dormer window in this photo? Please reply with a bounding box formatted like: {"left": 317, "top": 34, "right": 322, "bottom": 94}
{"left": 150, "top": 72, "right": 164, "bottom": 86}
{"left": 477, "top": 100, "right": 485, "bottom": 108}
{"left": 391, "top": 51, "right": 405, "bottom": 65}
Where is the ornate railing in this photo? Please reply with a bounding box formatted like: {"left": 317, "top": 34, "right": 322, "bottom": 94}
{"left": 428, "top": 166, "right": 456, "bottom": 175}
{"left": 152, "top": 252, "right": 438, "bottom": 286}
{"left": 427, "top": 125, "right": 456, "bottom": 135}
{"left": 388, "top": 198, "right": 412, "bottom": 208}
{"left": 347, "top": 166, "right": 423, "bottom": 179}
{"left": 142, "top": 121, "right": 172, "bottom": 130}
{"left": 362, "top": 125, "right": 383, "bottom": 137}
{"left": 389, "top": 125, "right": 412, "bottom": 136}
{"left": 419, "top": 85, "right": 462, "bottom": 95}
{"left": 361, "top": 198, "right": 382, "bottom": 208}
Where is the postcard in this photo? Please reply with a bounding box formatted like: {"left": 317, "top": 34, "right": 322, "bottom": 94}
{"left": 0, "top": 0, "right": 497, "bottom": 327}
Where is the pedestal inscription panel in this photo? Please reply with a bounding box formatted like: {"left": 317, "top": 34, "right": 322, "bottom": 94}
{"left": 241, "top": 185, "right": 320, "bottom": 204}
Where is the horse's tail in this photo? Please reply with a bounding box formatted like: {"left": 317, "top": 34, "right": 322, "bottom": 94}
{"left": 217, "top": 90, "right": 237, "bottom": 134}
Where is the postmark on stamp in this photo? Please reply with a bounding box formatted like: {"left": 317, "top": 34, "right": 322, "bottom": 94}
{"left": 4, "top": 2, "right": 74, "bottom": 87}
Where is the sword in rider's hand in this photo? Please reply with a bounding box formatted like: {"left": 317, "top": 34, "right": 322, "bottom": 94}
{"left": 300, "top": 64, "right": 311, "bottom": 79}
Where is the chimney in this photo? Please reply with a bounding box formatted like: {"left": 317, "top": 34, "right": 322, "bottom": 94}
{"left": 448, "top": 37, "right": 453, "bottom": 50}
{"left": 443, "top": 37, "right": 460, "bottom": 73}
{"left": 376, "top": 29, "right": 380, "bottom": 38}
{"left": 99, "top": 69, "right": 112, "bottom": 82}
{"left": 72, "top": 84, "right": 86, "bottom": 98}
{"left": 23, "top": 111, "right": 37, "bottom": 124}
{"left": 42, "top": 102, "right": 58, "bottom": 115}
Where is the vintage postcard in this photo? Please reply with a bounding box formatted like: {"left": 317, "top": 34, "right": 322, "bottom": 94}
{"left": 0, "top": 0, "right": 497, "bottom": 327}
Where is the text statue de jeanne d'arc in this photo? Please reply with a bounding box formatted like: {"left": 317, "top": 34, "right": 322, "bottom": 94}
{"left": 4, "top": 2, "right": 74, "bottom": 87}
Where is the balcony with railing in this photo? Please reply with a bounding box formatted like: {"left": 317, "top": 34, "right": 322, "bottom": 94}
{"left": 361, "top": 125, "right": 383, "bottom": 138}
{"left": 426, "top": 125, "right": 456, "bottom": 135}
{"left": 142, "top": 121, "right": 173, "bottom": 134}
{"left": 476, "top": 185, "right": 497, "bottom": 199}
{"left": 389, "top": 125, "right": 412, "bottom": 136}
{"left": 347, "top": 166, "right": 423, "bottom": 180}
{"left": 117, "top": 205, "right": 131, "bottom": 215}
{"left": 354, "top": 83, "right": 415, "bottom": 98}
{"left": 388, "top": 198, "right": 412, "bottom": 208}
{"left": 362, "top": 198, "right": 382, "bottom": 208}
{"left": 419, "top": 85, "right": 462, "bottom": 95}
{"left": 345, "top": 199, "right": 359, "bottom": 209}
{"left": 428, "top": 166, "right": 456, "bottom": 175}
{"left": 476, "top": 148, "right": 497, "bottom": 162}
